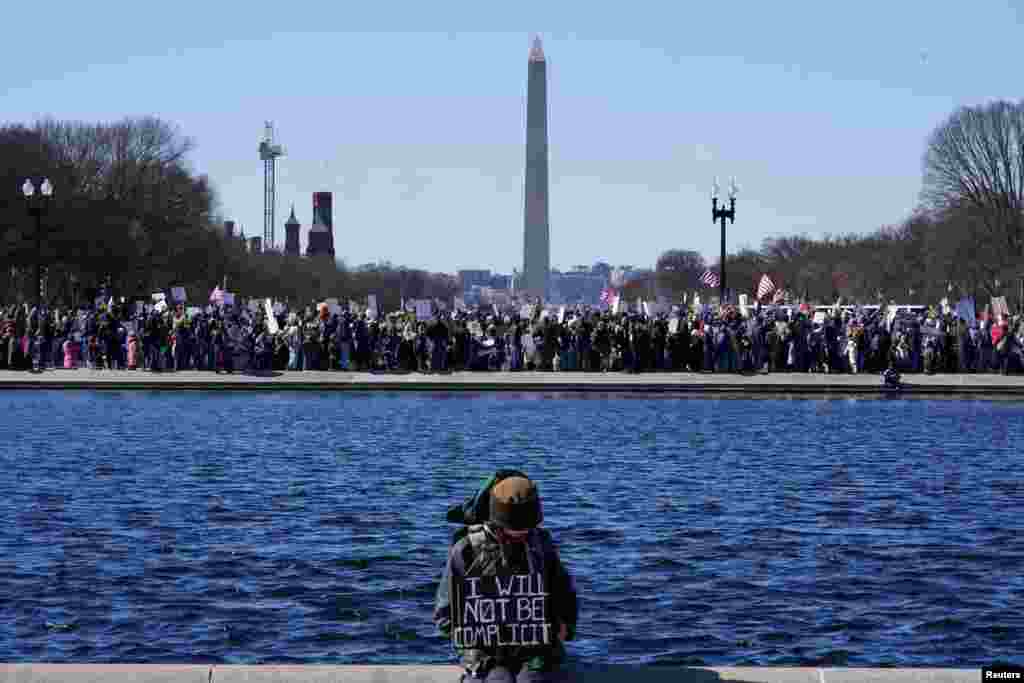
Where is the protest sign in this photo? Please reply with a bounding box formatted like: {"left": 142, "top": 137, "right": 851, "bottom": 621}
{"left": 415, "top": 300, "right": 433, "bottom": 321}
{"left": 171, "top": 287, "right": 187, "bottom": 303}
{"left": 669, "top": 318, "right": 680, "bottom": 334}
{"left": 151, "top": 292, "right": 166, "bottom": 303}
{"left": 265, "top": 299, "right": 279, "bottom": 334}
{"left": 956, "top": 297, "right": 975, "bottom": 322}
{"left": 558, "top": 306, "right": 566, "bottom": 324}
{"left": 367, "top": 295, "right": 377, "bottom": 313}
{"left": 451, "top": 572, "right": 551, "bottom": 649}
{"left": 813, "top": 311, "right": 826, "bottom": 324}
{"left": 523, "top": 334, "right": 536, "bottom": 354}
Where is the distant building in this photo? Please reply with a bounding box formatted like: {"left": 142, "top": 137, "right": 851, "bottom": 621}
{"left": 307, "top": 192, "right": 335, "bottom": 258}
{"left": 550, "top": 268, "right": 607, "bottom": 305}
{"left": 458, "top": 269, "right": 492, "bottom": 292}
{"left": 284, "top": 206, "right": 301, "bottom": 257}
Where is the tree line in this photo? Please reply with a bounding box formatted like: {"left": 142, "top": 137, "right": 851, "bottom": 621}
{"left": 0, "top": 117, "right": 456, "bottom": 309}
{"left": 3, "top": 100, "right": 1022, "bottom": 311}
{"left": 650, "top": 99, "right": 1024, "bottom": 307}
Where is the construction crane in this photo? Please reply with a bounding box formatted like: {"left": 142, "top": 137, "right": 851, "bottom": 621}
{"left": 259, "top": 122, "right": 285, "bottom": 249}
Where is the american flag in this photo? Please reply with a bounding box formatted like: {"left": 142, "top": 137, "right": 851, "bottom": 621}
{"left": 699, "top": 270, "right": 720, "bottom": 288}
{"left": 757, "top": 274, "right": 776, "bottom": 300}
{"left": 599, "top": 287, "right": 616, "bottom": 304}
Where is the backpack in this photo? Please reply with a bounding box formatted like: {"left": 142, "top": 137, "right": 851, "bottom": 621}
{"left": 446, "top": 469, "right": 530, "bottom": 546}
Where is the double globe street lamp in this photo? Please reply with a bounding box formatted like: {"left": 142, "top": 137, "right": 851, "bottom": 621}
{"left": 711, "top": 176, "right": 738, "bottom": 305}
{"left": 22, "top": 178, "right": 54, "bottom": 308}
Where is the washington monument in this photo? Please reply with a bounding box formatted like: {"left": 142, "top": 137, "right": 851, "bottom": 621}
{"left": 521, "top": 35, "right": 550, "bottom": 301}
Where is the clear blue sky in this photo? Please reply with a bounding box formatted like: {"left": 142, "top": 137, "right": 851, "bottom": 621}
{"left": 3, "top": 0, "right": 1022, "bottom": 275}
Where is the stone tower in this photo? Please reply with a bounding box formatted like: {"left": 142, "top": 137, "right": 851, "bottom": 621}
{"left": 521, "top": 35, "right": 550, "bottom": 301}
{"left": 284, "top": 205, "right": 301, "bottom": 257}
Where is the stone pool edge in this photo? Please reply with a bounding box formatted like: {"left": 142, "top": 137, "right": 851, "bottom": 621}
{"left": 0, "top": 664, "right": 984, "bottom": 683}
{"left": 2, "top": 369, "right": 1024, "bottom": 396}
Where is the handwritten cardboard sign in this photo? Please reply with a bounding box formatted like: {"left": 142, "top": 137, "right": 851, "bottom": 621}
{"left": 451, "top": 572, "right": 551, "bottom": 649}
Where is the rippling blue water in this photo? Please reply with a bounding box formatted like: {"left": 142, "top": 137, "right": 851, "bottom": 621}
{"left": 0, "top": 391, "right": 1022, "bottom": 666}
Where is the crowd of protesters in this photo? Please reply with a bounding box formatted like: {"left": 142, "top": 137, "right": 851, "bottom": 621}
{"left": 2, "top": 298, "right": 1023, "bottom": 375}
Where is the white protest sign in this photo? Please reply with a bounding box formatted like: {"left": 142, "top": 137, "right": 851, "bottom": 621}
{"left": 367, "top": 295, "right": 378, "bottom": 314}
{"left": 151, "top": 292, "right": 166, "bottom": 303}
{"left": 415, "top": 300, "right": 433, "bottom": 320}
{"left": 669, "top": 318, "right": 680, "bottom": 334}
{"left": 813, "top": 311, "right": 826, "bottom": 324}
{"left": 450, "top": 573, "right": 552, "bottom": 649}
{"left": 171, "top": 287, "right": 187, "bottom": 303}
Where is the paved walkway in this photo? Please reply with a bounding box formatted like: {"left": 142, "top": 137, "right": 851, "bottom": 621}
{"left": 0, "top": 369, "right": 1023, "bottom": 395}
{"left": 0, "top": 664, "right": 983, "bottom": 683}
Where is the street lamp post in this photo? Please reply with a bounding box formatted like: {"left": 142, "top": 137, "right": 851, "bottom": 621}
{"left": 22, "top": 178, "right": 54, "bottom": 308}
{"left": 711, "top": 177, "right": 738, "bottom": 305}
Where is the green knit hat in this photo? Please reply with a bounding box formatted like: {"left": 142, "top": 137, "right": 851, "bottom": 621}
{"left": 489, "top": 476, "right": 543, "bottom": 530}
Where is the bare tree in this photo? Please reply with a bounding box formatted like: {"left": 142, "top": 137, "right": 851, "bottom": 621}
{"left": 922, "top": 100, "right": 1024, "bottom": 293}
